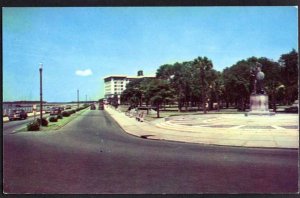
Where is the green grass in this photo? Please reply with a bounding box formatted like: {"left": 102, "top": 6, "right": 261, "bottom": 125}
{"left": 16, "top": 108, "right": 88, "bottom": 132}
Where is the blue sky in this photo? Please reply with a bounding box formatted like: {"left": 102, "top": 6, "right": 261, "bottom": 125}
{"left": 3, "top": 7, "right": 298, "bottom": 102}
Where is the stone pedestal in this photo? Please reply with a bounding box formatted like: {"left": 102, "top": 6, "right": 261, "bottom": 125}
{"left": 245, "top": 94, "right": 275, "bottom": 116}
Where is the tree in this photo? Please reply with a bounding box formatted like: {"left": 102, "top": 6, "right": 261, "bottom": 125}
{"left": 156, "top": 64, "right": 175, "bottom": 79}
{"left": 112, "top": 94, "right": 119, "bottom": 108}
{"left": 193, "top": 57, "right": 213, "bottom": 113}
{"left": 206, "top": 70, "right": 222, "bottom": 111}
{"left": 278, "top": 49, "right": 298, "bottom": 105}
{"left": 258, "top": 57, "right": 281, "bottom": 111}
{"left": 120, "top": 78, "right": 146, "bottom": 107}
{"left": 222, "top": 59, "right": 252, "bottom": 111}
{"left": 169, "top": 62, "right": 191, "bottom": 111}
{"left": 147, "top": 79, "right": 173, "bottom": 118}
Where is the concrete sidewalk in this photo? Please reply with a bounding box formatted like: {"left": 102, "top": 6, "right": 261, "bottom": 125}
{"left": 105, "top": 106, "right": 299, "bottom": 149}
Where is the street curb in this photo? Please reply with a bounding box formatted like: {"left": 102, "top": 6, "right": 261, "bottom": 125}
{"left": 103, "top": 110, "right": 147, "bottom": 141}
{"left": 143, "top": 135, "right": 299, "bottom": 151}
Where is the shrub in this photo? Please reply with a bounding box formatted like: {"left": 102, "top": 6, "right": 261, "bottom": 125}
{"left": 37, "top": 117, "right": 49, "bottom": 126}
{"left": 49, "top": 116, "right": 58, "bottom": 122}
{"left": 27, "top": 121, "right": 40, "bottom": 131}
{"left": 62, "top": 111, "right": 70, "bottom": 117}
{"left": 57, "top": 114, "right": 63, "bottom": 119}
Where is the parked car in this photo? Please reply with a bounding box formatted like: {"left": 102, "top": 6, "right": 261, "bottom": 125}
{"left": 66, "top": 105, "right": 71, "bottom": 109}
{"left": 50, "top": 107, "right": 62, "bottom": 116}
{"left": 90, "top": 104, "right": 96, "bottom": 110}
{"left": 8, "top": 109, "right": 28, "bottom": 121}
{"left": 45, "top": 106, "right": 52, "bottom": 113}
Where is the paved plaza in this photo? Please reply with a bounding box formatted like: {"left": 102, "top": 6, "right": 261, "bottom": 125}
{"left": 105, "top": 106, "right": 299, "bottom": 149}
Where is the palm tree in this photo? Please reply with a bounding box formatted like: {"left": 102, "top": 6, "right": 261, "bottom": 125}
{"left": 193, "top": 57, "right": 213, "bottom": 114}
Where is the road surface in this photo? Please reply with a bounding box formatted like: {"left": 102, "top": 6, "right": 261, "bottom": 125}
{"left": 3, "top": 113, "right": 52, "bottom": 135}
{"left": 3, "top": 110, "right": 298, "bottom": 193}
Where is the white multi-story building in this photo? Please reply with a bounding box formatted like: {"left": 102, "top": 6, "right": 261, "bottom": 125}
{"left": 104, "top": 71, "right": 155, "bottom": 104}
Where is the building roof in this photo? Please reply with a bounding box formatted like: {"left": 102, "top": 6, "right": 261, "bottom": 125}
{"left": 103, "top": 75, "right": 127, "bottom": 80}
{"left": 104, "top": 75, "right": 155, "bottom": 80}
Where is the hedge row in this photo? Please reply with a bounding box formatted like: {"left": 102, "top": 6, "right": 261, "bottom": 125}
{"left": 27, "top": 117, "right": 48, "bottom": 131}
{"left": 49, "top": 116, "right": 58, "bottom": 122}
{"left": 27, "top": 106, "right": 89, "bottom": 131}
{"left": 27, "top": 120, "right": 40, "bottom": 131}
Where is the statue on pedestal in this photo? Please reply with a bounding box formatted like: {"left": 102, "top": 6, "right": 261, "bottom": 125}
{"left": 246, "top": 62, "right": 275, "bottom": 116}
{"left": 250, "top": 62, "right": 265, "bottom": 95}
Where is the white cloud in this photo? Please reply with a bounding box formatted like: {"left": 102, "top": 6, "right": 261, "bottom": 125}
{"left": 75, "top": 69, "right": 93, "bottom": 76}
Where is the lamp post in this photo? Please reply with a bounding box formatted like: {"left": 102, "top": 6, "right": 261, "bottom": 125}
{"left": 77, "top": 89, "right": 79, "bottom": 109}
{"left": 39, "top": 63, "right": 43, "bottom": 127}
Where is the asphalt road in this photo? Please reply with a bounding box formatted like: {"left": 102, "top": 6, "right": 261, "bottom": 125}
{"left": 3, "top": 113, "right": 51, "bottom": 135}
{"left": 3, "top": 109, "right": 298, "bottom": 193}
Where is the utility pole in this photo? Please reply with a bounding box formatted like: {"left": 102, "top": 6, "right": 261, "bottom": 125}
{"left": 86, "top": 94, "right": 87, "bottom": 104}
{"left": 39, "top": 63, "right": 43, "bottom": 126}
{"left": 77, "top": 89, "right": 79, "bottom": 108}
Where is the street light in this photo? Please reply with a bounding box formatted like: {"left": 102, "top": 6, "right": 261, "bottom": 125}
{"left": 39, "top": 63, "right": 43, "bottom": 127}
{"left": 77, "top": 89, "right": 79, "bottom": 109}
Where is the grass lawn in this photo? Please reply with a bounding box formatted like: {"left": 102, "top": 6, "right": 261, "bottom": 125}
{"left": 16, "top": 108, "right": 88, "bottom": 132}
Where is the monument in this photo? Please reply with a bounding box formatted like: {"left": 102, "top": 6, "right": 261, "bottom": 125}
{"left": 245, "top": 62, "right": 275, "bottom": 116}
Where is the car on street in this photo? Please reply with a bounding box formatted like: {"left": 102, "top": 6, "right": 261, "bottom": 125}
{"left": 8, "top": 109, "right": 28, "bottom": 121}
{"left": 50, "top": 107, "right": 62, "bottom": 116}
{"left": 90, "top": 104, "right": 96, "bottom": 110}
{"left": 66, "top": 105, "right": 72, "bottom": 109}
{"left": 45, "top": 106, "right": 52, "bottom": 113}
{"left": 99, "top": 103, "right": 104, "bottom": 110}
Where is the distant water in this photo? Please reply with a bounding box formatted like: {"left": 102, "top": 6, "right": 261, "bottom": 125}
{"left": 2, "top": 102, "right": 80, "bottom": 116}
{"left": 3, "top": 103, "right": 40, "bottom": 115}
{"left": 3, "top": 103, "right": 59, "bottom": 116}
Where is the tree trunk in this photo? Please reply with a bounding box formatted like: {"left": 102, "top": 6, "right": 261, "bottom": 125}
{"left": 272, "top": 91, "right": 276, "bottom": 112}
{"left": 156, "top": 104, "right": 160, "bottom": 118}
{"left": 178, "top": 98, "right": 181, "bottom": 112}
{"left": 185, "top": 100, "right": 188, "bottom": 112}
{"left": 203, "top": 95, "right": 206, "bottom": 113}
{"left": 201, "top": 87, "right": 207, "bottom": 113}
{"left": 241, "top": 98, "right": 245, "bottom": 111}
{"left": 217, "top": 95, "right": 220, "bottom": 112}
{"left": 209, "top": 99, "right": 213, "bottom": 110}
